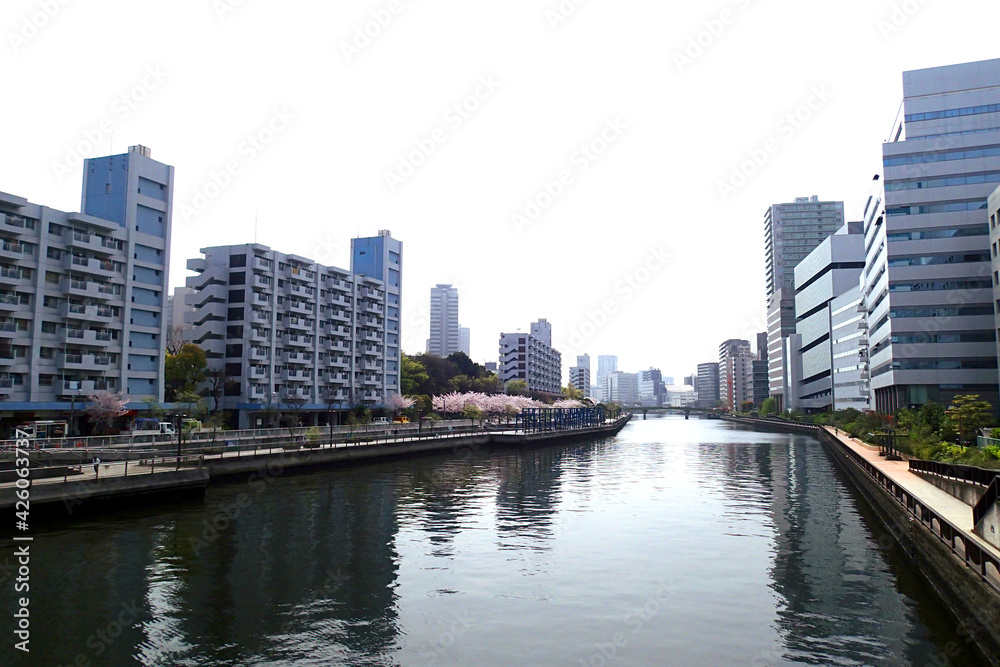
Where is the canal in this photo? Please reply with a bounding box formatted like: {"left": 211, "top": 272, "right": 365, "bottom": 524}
{"left": 1, "top": 415, "right": 985, "bottom": 665}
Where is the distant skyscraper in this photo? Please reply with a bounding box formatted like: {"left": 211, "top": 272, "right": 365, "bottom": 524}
{"left": 499, "top": 321, "right": 561, "bottom": 394}
{"left": 530, "top": 318, "right": 552, "bottom": 346}
{"left": 597, "top": 355, "right": 618, "bottom": 400}
{"left": 426, "top": 284, "right": 460, "bottom": 357}
{"left": 577, "top": 354, "right": 591, "bottom": 370}
{"left": 459, "top": 327, "right": 470, "bottom": 357}
{"left": 697, "top": 363, "right": 720, "bottom": 408}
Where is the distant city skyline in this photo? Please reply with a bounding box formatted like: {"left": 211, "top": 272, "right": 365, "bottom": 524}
{"left": 3, "top": 2, "right": 998, "bottom": 379}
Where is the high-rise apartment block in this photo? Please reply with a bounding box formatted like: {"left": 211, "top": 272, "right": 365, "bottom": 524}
{"left": 426, "top": 284, "right": 460, "bottom": 357}
{"left": 499, "top": 319, "right": 561, "bottom": 394}
{"left": 569, "top": 353, "right": 591, "bottom": 397}
{"left": 0, "top": 145, "right": 172, "bottom": 410}
{"left": 596, "top": 354, "right": 618, "bottom": 401}
{"left": 351, "top": 230, "right": 402, "bottom": 394}
{"left": 865, "top": 59, "right": 1000, "bottom": 412}
{"left": 765, "top": 197, "right": 844, "bottom": 410}
{"left": 186, "top": 232, "right": 401, "bottom": 428}
{"left": 719, "top": 339, "right": 753, "bottom": 410}
{"left": 458, "top": 327, "right": 470, "bottom": 357}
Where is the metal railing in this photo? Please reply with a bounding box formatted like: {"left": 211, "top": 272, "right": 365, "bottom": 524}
{"left": 829, "top": 432, "right": 1000, "bottom": 593}
{"left": 909, "top": 459, "right": 999, "bottom": 489}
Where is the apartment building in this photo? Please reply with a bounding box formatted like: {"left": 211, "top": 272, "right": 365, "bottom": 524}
{"left": 0, "top": 145, "right": 172, "bottom": 419}
{"left": 186, "top": 235, "right": 399, "bottom": 428}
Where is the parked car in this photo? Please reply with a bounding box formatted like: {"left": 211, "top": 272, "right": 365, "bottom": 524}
{"left": 372, "top": 417, "right": 392, "bottom": 425}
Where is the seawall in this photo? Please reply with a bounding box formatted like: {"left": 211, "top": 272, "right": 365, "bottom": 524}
{"left": 724, "top": 416, "right": 1000, "bottom": 665}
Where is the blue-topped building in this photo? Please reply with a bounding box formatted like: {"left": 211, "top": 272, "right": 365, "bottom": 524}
{"left": 0, "top": 145, "right": 173, "bottom": 427}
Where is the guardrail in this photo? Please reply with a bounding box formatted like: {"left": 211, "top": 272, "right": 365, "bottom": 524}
{"left": 974, "top": 478, "right": 1000, "bottom": 527}
{"left": 829, "top": 432, "right": 1000, "bottom": 593}
{"left": 909, "top": 459, "right": 1000, "bottom": 489}
{"left": 0, "top": 420, "right": 479, "bottom": 452}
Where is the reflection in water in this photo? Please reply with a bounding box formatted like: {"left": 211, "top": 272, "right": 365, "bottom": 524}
{"left": 0, "top": 416, "right": 985, "bottom": 666}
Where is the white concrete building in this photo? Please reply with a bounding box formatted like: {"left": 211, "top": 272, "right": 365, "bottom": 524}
{"left": 719, "top": 339, "right": 752, "bottom": 410}
{"left": 0, "top": 145, "right": 173, "bottom": 416}
{"left": 499, "top": 321, "right": 561, "bottom": 394}
{"left": 607, "top": 371, "right": 639, "bottom": 406}
{"left": 186, "top": 235, "right": 400, "bottom": 428}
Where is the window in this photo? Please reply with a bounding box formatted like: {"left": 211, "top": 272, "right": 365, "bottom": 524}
{"left": 229, "top": 271, "right": 246, "bottom": 285}
{"left": 228, "top": 307, "right": 244, "bottom": 321}
{"left": 41, "top": 321, "right": 57, "bottom": 334}
{"left": 228, "top": 290, "right": 245, "bottom": 304}
{"left": 230, "top": 254, "right": 247, "bottom": 268}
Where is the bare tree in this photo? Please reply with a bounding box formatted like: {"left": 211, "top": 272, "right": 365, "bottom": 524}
{"left": 166, "top": 326, "right": 187, "bottom": 356}
{"left": 205, "top": 365, "right": 228, "bottom": 413}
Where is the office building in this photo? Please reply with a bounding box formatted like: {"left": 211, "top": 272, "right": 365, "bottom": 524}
{"left": 352, "top": 230, "right": 402, "bottom": 394}
{"left": 607, "top": 371, "right": 639, "bottom": 405}
{"left": 864, "top": 58, "right": 1000, "bottom": 413}
{"left": 719, "top": 339, "right": 753, "bottom": 410}
{"left": 992, "top": 185, "right": 1000, "bottom": 371}
{"left": 596, "top": 354, "right": 618, "bottom": 401}
{"left": 0, "top": 145, "right": 172, "bottom": 415}
{"left": 696, "top": 362, "right": 720, "bottom": 408}
{"left": 830, "top": 284, "right": 871, "bottom": 411}
{"left": 766, "top": 287, "right": 796, "bottom": 411}
{"left": 426, "top": 284, "right": 459, "bottom": 357}
{"left": 458, "top": 326, "right": 470, "bottom": 357}
{"left": 499, "top": 320, "right": 561, "bottom": 394}
{"left": 791, "top": 223, "right": 866, "bottom": 412}
{"left": 186, "top": 234, "right": 399, "bottom": 428}
{"left": 639, "top": 368, "right": 666, "bottom": 407}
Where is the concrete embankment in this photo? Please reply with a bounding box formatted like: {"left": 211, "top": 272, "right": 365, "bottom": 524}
{"left": 724, "top": 415, "right": 1000, "bottom": 665}
{"left": 0, "top": 417, "right": 632, "bottom": 518}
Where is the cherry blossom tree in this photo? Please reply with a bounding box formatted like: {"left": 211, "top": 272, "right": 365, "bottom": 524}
{"left": 86, "top": 392, "right": 130, "bottom": 433}
{"left": 386, "top": 393, "right": 416, "bottom": 416}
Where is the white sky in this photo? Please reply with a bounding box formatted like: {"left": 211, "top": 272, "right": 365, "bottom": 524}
{"left": 3, "top": 0, "right": 999, "bottom": 382}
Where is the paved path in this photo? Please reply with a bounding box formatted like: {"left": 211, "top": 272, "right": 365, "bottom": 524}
{"left": 824, "top": 426, "right": 1000, "bottom": 559}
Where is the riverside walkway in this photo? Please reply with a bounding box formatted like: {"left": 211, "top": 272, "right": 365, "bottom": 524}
{"left": 0, "top": 416, "right": 632, "bottom": 513}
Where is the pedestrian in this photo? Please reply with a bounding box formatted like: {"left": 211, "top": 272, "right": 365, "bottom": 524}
{"left": 93, "top": 457, "right": 100, "bottom": 479}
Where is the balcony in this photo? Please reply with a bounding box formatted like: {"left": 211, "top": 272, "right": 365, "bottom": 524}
{"left": 250, "top": 347, "right": 269, "bottom": 361}
{"left": 1, "top": 213, "right": 32, "bottom": 234}
{"left": 248, "top": 365, "right": 268, "bottom": 379}
{"left": 282, "top": 369, "right": 311, "bottom": 382}
{"left": 0, "top": 321, "right": 20, "bottom": 337}
{"left": 253, "top": 255, "right": 273, "bottom": 272}
{"left": 288, "top": 301, "right": 313, "bottom": 316}
{"left": 59, "top": 352, "right": 113, "bottom": 371}
{"left": 60, "top": 303, "right": 117, "bottom": 322}
{"left": 327, "top": 339, "right": 350, "bottom": 353}
{"left": 363, "top": 375, "right": 380, "bottom": 386}
{"left": 0, "top": 377, "right": 14, "bottom": 396}
{"left": 286, "top": 317, "right": 311, "bottom": 332}
{"left": 247, "top": 384, "right": 268, "bottom": 400}
{"left": 285, "top": 387, "right": 312, "bottom": 401}
{"left": 0, "top": 266, "right": 26, "bottom": 285}
{"left": 253, "top": 275, "right": 272, "bottom": 290}
{"left": 364, "top": 331, "right": 381, "bottom": 342}
{"left": 60, "top": 380, "right": 98, "bottom": 396}
{"left": 327, "top": 355, "right": 348, "bottom": 368}
{"left": 64, "top": 254, "right": 116, "bottom": 277}
{"left": 284, "top": 352, "right": 310, "bottom": 365}
{"left": 362, "top": 301, "right": 382, "bottom": 315}
{"left": 290, "top": 283, "right": 314, "bottom": 299}
{"left": 0, "top": 292, "right": 21, "bottom": 311}
{"left": 0, "top": 240, "right": 31, "bottom": 261}
{"left": 250, "top": 328, "right": 270, "bottom": 343}
{"left": 284, "top": 334, "right": 311, "bottom": 348}
{"left": 252, "top": 292, "right": 272, "bottom": 307}
{"left": 64, "top": 328, "right": 114, "bottom": 347}
{"left": 364, "top": 360, "right": 382, "bottom": 371}
{"left": 251, "top": 309, "right": 271, "bottom": 324}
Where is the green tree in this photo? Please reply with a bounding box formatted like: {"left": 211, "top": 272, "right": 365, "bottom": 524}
{"left": 506, "top": 380, "right": 527, "bottom": 396}
{"left": 165, "top": 343, "right": 207, "bottom": 401}
{"left": 563, "top": 385, "right": 584, "bottom": 400}
{"left": 760, "top": 397, "right": 777, "bottom": 416}
{"left": 946, "top": 394, "right": 994, "bottom": 446}
{"left": 401, "top": 355, "right": 429, "bottom": 394}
